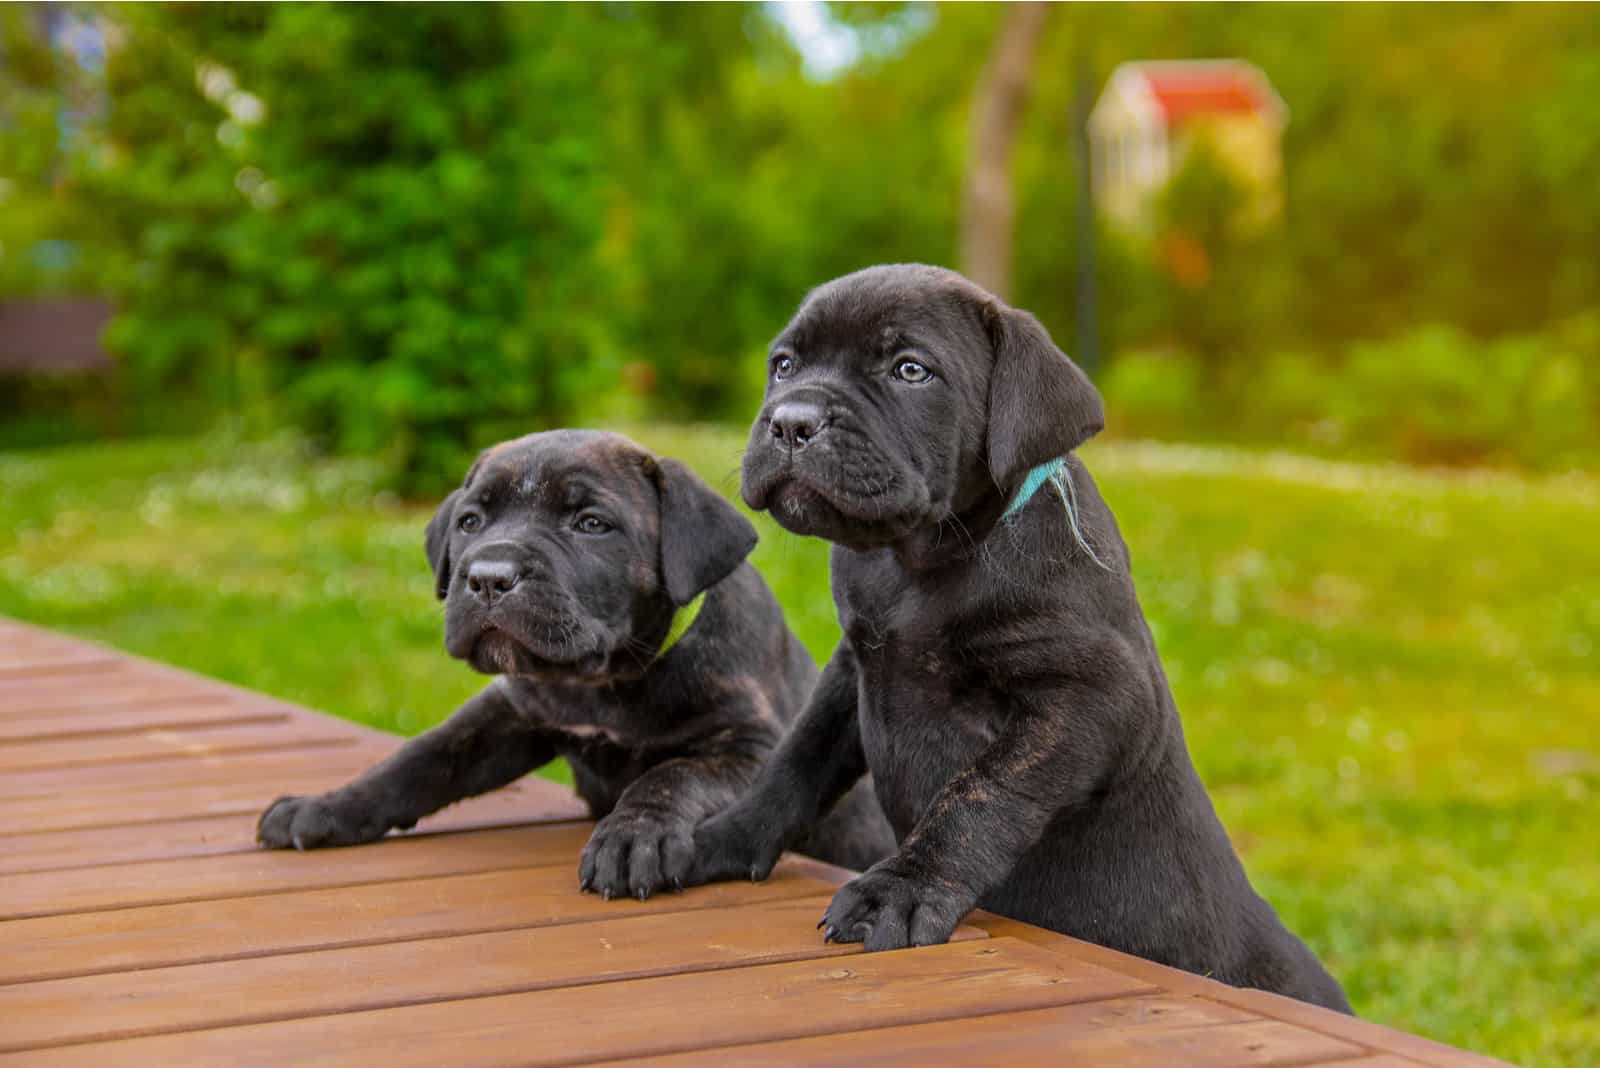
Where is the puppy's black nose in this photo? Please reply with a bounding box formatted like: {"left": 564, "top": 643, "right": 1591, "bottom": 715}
{"left": 768, "top": 401, "right": 829, "bottom": 449}
{"left": 465, "top": 559, "right": 522, "bottom": 607}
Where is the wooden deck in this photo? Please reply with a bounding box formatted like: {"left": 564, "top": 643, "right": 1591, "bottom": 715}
{"left": 0, "top": 617, "right": 1508, "bottom": 1066}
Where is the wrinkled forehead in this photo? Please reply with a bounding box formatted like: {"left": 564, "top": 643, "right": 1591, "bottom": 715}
{"left": 465, "top": 432, "right": 655, "bottom": 513}
{"left": 779, "top": 270, "right": 988, "bottom": 358}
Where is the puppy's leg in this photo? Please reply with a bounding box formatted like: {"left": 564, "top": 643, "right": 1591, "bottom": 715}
{"left": 258, "top": 683, "right": 557, "bottom": 850}
{"left": 578, "top": 727, "right": 772, "bottom": 902}
{"left": 823, "top": 669, "right": 1129, "bottom": 952}
{"left": 685, "top": 643, "right": 871, "bottom": 886}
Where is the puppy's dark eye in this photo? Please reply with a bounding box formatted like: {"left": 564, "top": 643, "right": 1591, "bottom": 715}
{"left": 892, "top": 357, "right": 934, "bottom": 384}
{"left": 771, "top": 353, "right": 797, "bottom": 380}
{"left": 574, "top": 514, "right": 612, "bottom": 535}
{"left": 457, "top": 513, "right": 482, "bottom": 534}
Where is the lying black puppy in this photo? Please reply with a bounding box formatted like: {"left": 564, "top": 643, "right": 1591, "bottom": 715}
{"left": 258, "top": 430, "right": 893, "bottom": 899}
{"left": 679, "top": 265, "right": 1351, "bottom": 1012}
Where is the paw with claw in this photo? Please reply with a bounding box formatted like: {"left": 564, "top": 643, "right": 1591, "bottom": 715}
{"left": 579, "top": 811, "right": 696, "bottom": 902}
{"left": 256, "top": 793, "right": 391, "bottom": 850}
{"left": 685, "top": 805, "right": 785, "bottom": 887}
{"left": 819, "top": 857, "right": 976, "bottom": 952}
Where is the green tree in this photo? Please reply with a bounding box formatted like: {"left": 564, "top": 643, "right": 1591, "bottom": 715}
{"left": 88, "top": 4, "right": 620, "bottom": 487}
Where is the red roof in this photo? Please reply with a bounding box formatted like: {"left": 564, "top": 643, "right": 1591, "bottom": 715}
{"left": 1139, "top": 66, "right": 1274, "bottom": 126}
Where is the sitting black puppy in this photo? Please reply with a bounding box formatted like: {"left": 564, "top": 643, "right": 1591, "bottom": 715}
{"left": 258, "top": 430, "right": 894, "bottom": 899}
{"left": 677, "top": 265, "right": 1351, "bottom": 1012}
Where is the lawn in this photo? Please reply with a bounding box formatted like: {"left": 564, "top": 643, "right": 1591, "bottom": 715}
{"left": 2, "top": 427, "right": 1596, "bottom": 1066}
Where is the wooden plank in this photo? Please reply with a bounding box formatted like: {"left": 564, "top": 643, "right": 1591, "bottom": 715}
{"left": 0, "top": 630, "right": 86, "bottom": 658}
{"left": 0, "top": 782, "right": 587, "bottom": 874}
{"left": 2, "top": 939, "right": 1152, "bottom": 1067}
{"left": 606, "top": 1011, "right": 1367, "bottom": 1068}
{"left": 1, "top": 753, "right": 395, "bottom": 828}
{"left": 1215, "top": 990, "right": 1505, "bottom": 1068}
{"left": 972, "top": 916, "right": 1511, "bottom": 1068}
{"left": 0, "top": 719, "right": 364, "bottom": 773}
{"left": 0, "top": 619, "right": 92, "bottom": 645}
{"left": 0, "top": 744, "right": 393, "bottom": 801}
{"left": 0, "top": 625, "right": 117, "bottom": 672}
{"left": 3, "top": 762, "right": 575, "bottom": 835}
{"left": 0, "top": 664, "right": 214, "bottom": 714}
{"left": 0, "top": 701, "right": 286, "bottom": 743}
{"left": 0, "top": 856, "right": 838, "bottom": 984}
{"left": 0, "top": 897, "right": 984, "bottom": 1052}
{"left": 0, "top": 653, "right": 386, "bottom": 743}
{"left": 0, "top": 626, "right": 148, "bottom": 668}
{"left": 0, "top": 652, "right": 123, "bottom": 678}
{"left": 0, "top": 688, "right": 239, "bottom": 721}
{"left": 0, "top": 812, "right": 259, "bottom": 873}
{"left": 0, "top": 821, "right": 602, "bottom": 920}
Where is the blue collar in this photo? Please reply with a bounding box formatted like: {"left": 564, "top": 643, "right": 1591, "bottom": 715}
{"left": 1000, "top": 455, "right": 1111, "bottom": 570}
{"left": 1003, "top": 457, "right": 1067, "bottom": 519}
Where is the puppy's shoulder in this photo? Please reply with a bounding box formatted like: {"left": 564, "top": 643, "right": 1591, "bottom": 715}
{"left": 650, "top": 559, "right": 814, "bottom": 704}
{"left": 684, "top": 560, "right": 786, "bottom": 647}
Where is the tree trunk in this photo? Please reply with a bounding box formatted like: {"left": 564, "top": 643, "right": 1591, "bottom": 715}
{"left": 960, "top": 1, "right": 1051, "bottom": 301}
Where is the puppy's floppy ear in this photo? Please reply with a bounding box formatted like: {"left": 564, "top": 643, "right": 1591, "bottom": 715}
{"left": 653, "top": 458, "right": 758, "bottom": 606}
{"left": 423, "top": 490, "right": 462, "bottom": 601}
{"left": 983, "top": 302, "right": 1104, "bottom": 495}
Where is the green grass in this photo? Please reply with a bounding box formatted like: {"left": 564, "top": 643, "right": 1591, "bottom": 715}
{"left": 3, "top": 428, "right": 1597, "bottom": 1066}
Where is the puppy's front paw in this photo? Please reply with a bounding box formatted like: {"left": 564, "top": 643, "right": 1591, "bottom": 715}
{"left": 820, "top": 858, "right": 976, "bottom": 952}
{"left": 256, "top": 793, "right": 388, "bottom": 850}
{"left": 580, "top": 813, "right": 695, "bottom": 901}
{"left": 686, "top": 806, "right": 784, "bottom": 887}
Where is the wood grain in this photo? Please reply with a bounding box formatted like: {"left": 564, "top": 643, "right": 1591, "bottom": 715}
{"left": 0, "top": 664, "right": 227, "bottom": 715}
{"left": 0, "top": 896, "right": 984, "bottom": 1052}
{"left": 0, "top": 855, "right": 839, "bottom": 985}
{"left": 970, "top": 916, "right": 1510, "bottom": 1068}
{"left": 595, "top": 999, "right": 1369, "bottom": 1067}
{"left": 0, "top": 700, "right": 286, "bottom": 743}
{"left": 2, "top": 753, "right": 399, "bottom": 829}
{"left": 0, "top": 744, "right": 393, "bottom": 800}
{"left": 3, "top": 939, "right": 1151, "bottom": 1067}
{"left": 0, "top": 652, "right": 123, "bottom": 678}
{"left": 0, "top": 719, "right": 363, "bottom": 773}
{"left": 0, "top": 821, "right": 600, "bottom": 920}
{"left": 0, "top": 781, "right": 587, "bottom": 874}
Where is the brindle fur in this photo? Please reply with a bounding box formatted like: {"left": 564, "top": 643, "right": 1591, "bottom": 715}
{"left": 258, "top": 430, "right": 894, "bottom": 899}
{"left": 677, "top": 265, "right": 1351, "bottom": 1012}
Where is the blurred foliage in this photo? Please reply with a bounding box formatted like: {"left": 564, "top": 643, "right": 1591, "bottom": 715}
{"left": 4, "top": 3, "right": 1600, "bottom": 486}
{"left": 0, "top": 6, "right": 104, "bottom": 295}
{"left": 83, "top": 4, "right": 621, "bottom": 485}
{"left": 4, "top": 428, "right": 1598, "bottom": 1064}
{"left": 1105, "top": 314, "right": 1600, "bottom": 469}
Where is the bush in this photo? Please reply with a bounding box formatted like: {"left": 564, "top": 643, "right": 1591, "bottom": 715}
{"left": 1103, "top": 319, "right": 1600, "bottom": 470}
{"left": 88, "top": 6, "right": 623, "bottom": 491}
{"left": 1339, "top": 322, "right": 1598, "bottom": 468}
{"left": 1100, "top": 349, "right": 1206, "bottom": 440}
{"left": 68, "top": 5, "right": 880, "bottom": 489}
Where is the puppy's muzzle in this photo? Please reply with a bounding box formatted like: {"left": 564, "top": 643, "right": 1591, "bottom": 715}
{"left": 767, "top": 399, "right": 831, "bottom": 450}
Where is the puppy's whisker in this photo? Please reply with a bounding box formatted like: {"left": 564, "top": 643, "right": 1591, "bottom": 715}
{"left": 946, "top": 508, "right": 975, "bottom": 553}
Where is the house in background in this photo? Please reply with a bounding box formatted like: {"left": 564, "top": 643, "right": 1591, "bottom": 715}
{"left": 1089, "top": 60, "right": 1288, "bottom": 228}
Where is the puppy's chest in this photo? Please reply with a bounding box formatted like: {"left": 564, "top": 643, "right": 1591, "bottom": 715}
{"left": 506, "top": 686, "right": 655, "bottom": 755}
{"left": 841, "top": 584, "right": 1000, "bottom": 825}
{"left": 840, "top": 576, "right": 983, "bottom": 692}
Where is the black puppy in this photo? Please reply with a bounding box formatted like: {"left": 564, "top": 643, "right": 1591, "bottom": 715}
{"left": 258, "top": 430, "right": 893, "bottom": 898}
{"left": 678, "top": 265, "right": 1351, "bottom": 1012}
